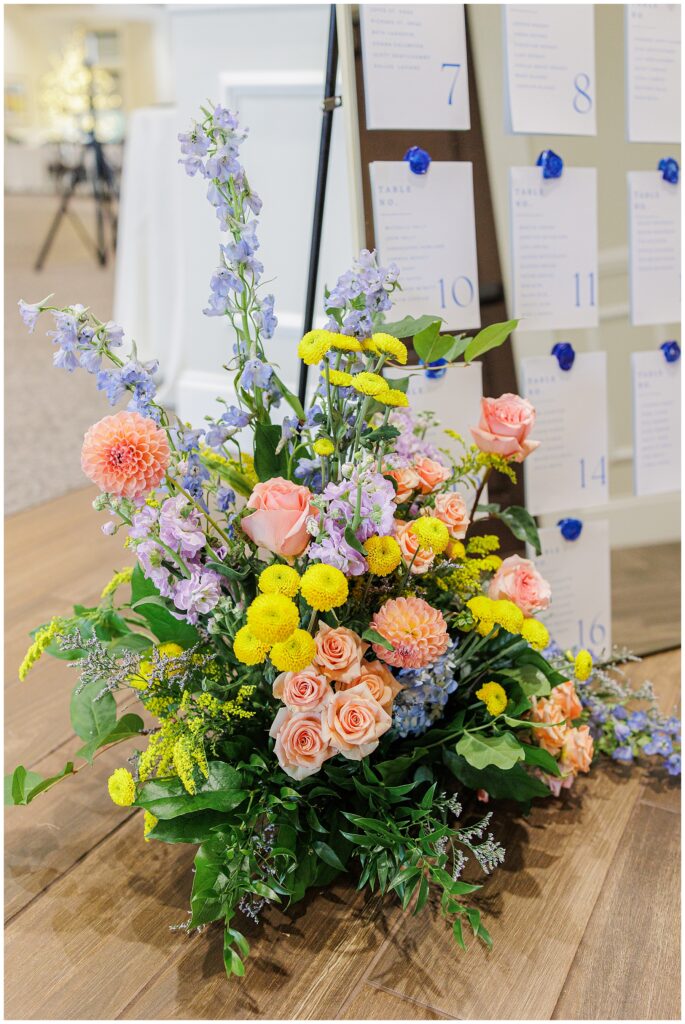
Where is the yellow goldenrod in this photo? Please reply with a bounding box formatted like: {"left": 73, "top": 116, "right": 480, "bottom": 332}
{"left": 100, "top": 566, "right": 134, "bottom": 599}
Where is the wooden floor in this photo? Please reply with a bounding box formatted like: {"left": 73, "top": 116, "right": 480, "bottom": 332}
{"left": 4, "top": 487, "right": 682, "bottom": 1020}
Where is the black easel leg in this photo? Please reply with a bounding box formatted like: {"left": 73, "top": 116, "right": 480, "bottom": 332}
{"left": 298, "top": 3, "right": 339, "bottom": 409}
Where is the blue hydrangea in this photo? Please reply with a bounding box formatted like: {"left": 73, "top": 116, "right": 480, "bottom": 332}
{"left": 391, "top": 644, "right": 460, "bottom": 738}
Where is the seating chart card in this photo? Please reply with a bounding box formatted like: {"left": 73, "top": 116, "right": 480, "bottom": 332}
{"left": 528, "top": 520, "right": 612, "bottom": 658}
{"left": 370, "top": 161, "right": 480, "bottom": 331}
{"left": 503, "top": 5, "right": 597, "bottom": 136}
{"left": 510, "top": 167, "right": 598, "bottom": 330}
{"left": 626, "top": 4, "right": 681, "bottom": 143}
{"left": 360, "top": 5, "right": 470, "bottom": 131}
{"left": 628, "top": 171, "right": 681, "bottom": 326}
{"left": 631, "top": 350, "right": 681, "bottom": 497}
{"left": 521, "top": 352, "right": 609, "bottom": 516}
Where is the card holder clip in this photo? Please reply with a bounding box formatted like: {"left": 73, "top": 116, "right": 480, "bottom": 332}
{"left": 658, "top": 157, "right": 679, "bottom": 184}
{"left": 660, "top": 340, "right": 681, "bottom": 363}
{"left": 403, "top": 146, "right": 431, "bottom": 175}
{"left": 551, "top": 342, "right": 575, "bottom": 371}
{"left": 557, "top": 517, "right": 583, "bottom": 541}
{"left": 536, "top": 149, "right": 563, "bottom": 179}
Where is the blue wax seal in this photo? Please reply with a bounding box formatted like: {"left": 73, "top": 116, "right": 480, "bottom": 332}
{"left": 557, "top": 518, "right": 583, "bottom": 541}
{"left": 403, "top": 146, "right": 431, "bottom": 175}
{"left": 420, "top": 357, "right": 447, "bottom": 379}
{"left": 660, "top": 340, "right": 681, "bottom": 363}
{"left": 658, "top": 157, "right": 679, "bottom": 184}
{"left": 551, "top": 342, "right": 575, "bottom": 371}
{"left": 536, "top": 149, "right": 563, "bottom": 179}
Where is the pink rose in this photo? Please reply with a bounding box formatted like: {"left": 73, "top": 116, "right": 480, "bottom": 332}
{"left": 241, "top": 477, "right": 316, "bottom": 559}
{"left": 336, "top": 659, "right": 403, "bottom": 714}
{"left": 269, "top": 707, "right": 333, "bottom": 780}
{"left": 321, "top": 682, "right": 392, "bottom": 760}
{"left": 414, "top": 456, "right": 451, "bottom": 494}
{"left": 539, "top": 770, "right": 575, "bottom": 798}
{"left": 433, "top": 492, "right": 470, "bottom": 539}
{"left": 529, "top": 697, "right": 568, "bottom": 755}
{"left": 560, "top": 725, "right": 594, "bottom": 775}
{"left": 313, "top": 623, "right": 368, "bottom": 683}
{"left": 470, "top": 393, "right": 540, "bottom": 463}
{"left": 385, "top": 465, "right": 421, "bottom": 503}
{"left": 488, "top": 554, "right": 551, "bottom": 617}
{"left": 273, "top": 670, "right": 332, "bottom": 712}
{"left": 550, "top": 681, "right": 583, "bottom": 722}
{"left": 476, "top": 789, "right": 490, "bottom": 803}
{"left": 393, "top": 519, "right": 435, "bottom": 575}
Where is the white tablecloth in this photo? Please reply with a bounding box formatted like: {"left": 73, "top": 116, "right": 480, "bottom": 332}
{"left": 113, "top": 106, "right": 184, "bottom": 395}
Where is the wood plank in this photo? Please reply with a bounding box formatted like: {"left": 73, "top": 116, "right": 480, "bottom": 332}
{"left": 340, "top": 983, "right": 455, "bottom": 1020}
{"left": 552, "top": 801, "right": 681, "bottom": 1020}
{"left": 612, "top": 544, "right": 680, "bottom": 656}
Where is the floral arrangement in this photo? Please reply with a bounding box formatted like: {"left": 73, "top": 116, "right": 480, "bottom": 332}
{"left": 9, "top": 104, "right": 680, "bottom": 980}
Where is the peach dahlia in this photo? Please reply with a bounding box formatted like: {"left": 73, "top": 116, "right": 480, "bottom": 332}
{"left": 370, "top": 596, "right": 450, "bottom": 669}
{"left": 81, "top": 410, "right": 170, "bottom": 498}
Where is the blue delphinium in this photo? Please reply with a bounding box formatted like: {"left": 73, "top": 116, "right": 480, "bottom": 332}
{"left": 324, "top": 249, "right": 400, "bottom": 339}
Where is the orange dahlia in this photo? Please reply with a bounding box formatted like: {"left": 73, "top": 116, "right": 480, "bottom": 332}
{"left": 370, "top": 596, "right": 449, "bottom": 669}
{"left": 81, "top": 410, "right": 170, "bottom": 498}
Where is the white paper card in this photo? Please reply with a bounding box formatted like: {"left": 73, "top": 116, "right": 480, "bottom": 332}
{"left": 504, "top": 5, "right": 596, "bottom": 136}
{"left": 628, "top": 171, "right": 681, "bottom": 326}
{"left": 360, "top": 5, "right": 470, "bottom": 131}
{"left": 521, "top": 352, "right": 609, "bottom": 516}
{"left": 626, "top": 4, "right": 681, "bottom": 143}
{"left": 631, "top": 351, "right": 681, "bottom": 497}
{"left": 528, "top": 520, "right": 612, "bottom": 658}
{"left": 370, "top": 161, "right": 480, "bottom": 330}
{"left": 510, "top": 167, "right": 598, "bottom": 330}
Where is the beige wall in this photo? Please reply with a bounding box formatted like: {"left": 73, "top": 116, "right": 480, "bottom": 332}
{"left": 470, "top": 3, "right": 681, "bottom": 546}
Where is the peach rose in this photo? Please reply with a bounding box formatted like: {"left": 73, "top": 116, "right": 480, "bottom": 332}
{"left": 470, "top": 393, "right": 540, "bottom": 463}
{"left": 414, "top": 456, "right": 451, "bottom": 494}
{"left": 394, "top": 519, "right": 435, "bottom": 574}
{"left": 241, "top": 476, "right": 316, "bottom": 559}
{"left": 336, "top": 659, "right": 403, "bottom": 714}
{"left": 313, "top": 623, "right": 368, "bottom": 684}
{"left": 433, "top": 491, "right": 470, "bottom": 539}
{"left": 560, "top": 725, "right": 594, "bottom": 775}
{"left": 550, "top": 681, "right": 583, "bottom": 722}
{"left": 273, "top": 670, "right": 332, "bottom": 712}
{"left": 269, "top": 707, "right": 333, "bottom": 780}
{"left": 530, "top": 696, "right": 568, "bottom": 755}
{"left": 385, "top": 465, "right": 421, "bottom": 503}
{"left": 321, "top": 682, "right": 392, "bottom": 760}
{"left": 488, "top": 554, "right": 551, "bottom": 617}
{"left": 542, "top": 771, "right": 575, "bottom": 798}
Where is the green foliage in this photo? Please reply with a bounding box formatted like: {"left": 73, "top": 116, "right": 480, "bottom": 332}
{"left": 70, "top": 679, "right": 117, "bottom": 742}
{"left": 5, "top": 763, "right": 75, "bottom": 805}
{"left": 253, "top": 422, "right": 288, "bottom": 481}
{"left": 478, "top": 502, "right": 541, "bottom": 555}
{"left": 443, "top": 749, "right": 551, "bottom": 803}
{"left": 413, "top": 321, "right": 458, "bottom": 364}
{"left": 464, "top": 319, "right": 519, "bottom": 363}
{"left": 76, "top": 713, "right": 144, "bottom": 764}
{"left": 130, "top": 565, "right": 200, "bottom": 646}
{"left": 456, "top": 731, "right": 525, "bottom": 771}
{"left": 135, "top": 762, "right": 247, "bottom": 818}
{"left": 380, "top": 314, "right": 443, "bottom": 339}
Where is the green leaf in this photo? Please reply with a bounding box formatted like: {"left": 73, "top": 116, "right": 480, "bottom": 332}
{"left": 270, "top": 370, "right": 305, "bottom": 420}
{"left": 20, "top": 762, "right": 75, "bottom": 802}
{"left": 254, "top": 422, "right": 288, "bottom": 482}
{"left": 441, "top": 335, "right": 469, "bottom": 362}
{"left": 414, "top": 874, "right": 430, "bottom": 915}
{"left": 130, "top": 566, "right": 200, "bottom": 646}
{"left": 227, "top": 928, "right": 250, "bottom": 959}
{"left": 379, "top": 314, "right": 443, "bottom": 339}
{"left": 135, "top": 762, "right": 246, "bottom": 818}
{"left": 312, "top": 840, "right": 347, "bottom": 872}
{"left": 522, "top": 743, "right": 562, "bottom": 776}
{"left": 205, "top": 560, "right": 251, "bottom": 581}
{"left": 413, "top": 321, "right": 457, "bottom": 364}
{"left": 505, "top": 664, "right": 551, "bottom": 698}
{"left": 75, "top": 713, "right": 144, "bottom": 764}
{"left": 146, "top": 809, "right": 229, "bottom": 844}
{"left": 452, "top": 916, "right": 467, "bottom": 950}
{"left": 362, "top": 627, "right": 394, "bottom": 652}
{"left": 344, "top": 524, "right": 367, "bottom": 556}
{"left": 443, "top": 749, "right": 551, "bottom": 803}
{"left": 455, "top": 731, "right": 525, "bottom": 771}
{"left": 5, "top": 763, "right": 76, "bottom": 805}
{"left": 70, "top": 679, "right": 117, "bottom": 742}
{"left": 493, "top": 505, "right": 541, "bottom": 556}
{"left": 464, "top": 319, "right": 519, "bottom": 363}
{"left": 107, "top": 634, "right": 153, "bottom": 655}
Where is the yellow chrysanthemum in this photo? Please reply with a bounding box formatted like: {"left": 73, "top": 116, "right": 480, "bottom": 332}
{"left": 300, "top": 564, "right": 349, "bottom": 611}
{"left": 350, "top": 371, "right": 389, "bottom": 397}
{"left": 466, "top": 595, "right": 495, "bottom": 621}
{"left": 367, "top": 332, "right": 408, "bottom": 364}
{"left": 143, "top": 810, "right": 158, "bottom": 842}
{"left": 247, "top": 593, "right": 300, "bottom": 644}
{"left": 329, "top": 335, "right": 363, "bottom": 352}
{"left": 410, "top": 517, "right": 450, "bottom": 554}
{"left": 107, "top": 768, "right": 136, "bottom": 807}
{"left": 478, "top": 555, "right": 502, "bottom": 573}
{"left": 375, "top": 388, "right": 410, "bottom": 408}
{"left": 326, "top": 368, "right": 354, "bottom": 387}
{"left": 476, "top": 681, "right": 508, "bottom": 717}
{"left": 100, "top": 566, "right": 133, "bottom": 599}
{"left": 258, "top": 564, "right": 301, "bottom": 598}
{"left": 233, "top": 626, "right": 270, "bottom": 665}
{"left": 270, "top": 629, "right": 317, "bottom": 673}
{"left": 490, "top": 599, "right": 524, "bottom": 634}
{"left": 130, "top": 641, "right": 184, "bottom": 691}
{"left": 313, "top": 438, "right": 335, "bottom": 457}
{"left": 448, "top": 540, "right": 467, "bottom": 560}
{"left": 521, "top": 618, "right": 550, "bottom": 652}
{"left": 298, "top": 329, "right": 333, "bottom": 365}
{"left": 476, "top": 618, "right": 496, "bottom": 637}
{"left": 574, "top": 648, "right": 593, "bottom": 682}
{"left": 364, "top": 535, "right": 402, "bottom": 576}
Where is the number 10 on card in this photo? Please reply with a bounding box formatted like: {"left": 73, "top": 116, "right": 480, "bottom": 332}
{"left": 439, "top": 276, "right": 475, "bottom": 310}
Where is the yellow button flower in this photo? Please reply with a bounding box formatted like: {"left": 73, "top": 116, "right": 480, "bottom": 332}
{"left": 476, "top": 681, "right": 508, "bottom": 717}
{"left": 521, "top": 618, "right": 550, "bottom": 652}
{"left": 350, "top": 371, "right": 389, "bottom": 396}
{"left": 298, "top": 329, "right": 333, "bottom": 365}
{"left": 233, "top": 626, "right": 270, "bottom": 665}
{"left": 326, "top": 368, "right": 354, "bottom": 387}
{"left": 313, "top": 438, "right": 335, "bottom": 457}
{"left": 410, "top": 516, "right": 450, "bottom": 554}
{"left": 246, "top": 593, "right": 300, "bottom": 644}
{"left": 375, "top": 388, "right": 409, "bottom": 408}
{"left": 107, "top": 768, "right": 136, "bottom": 807}
{"left": 258, "top": 564, "right": 301, "bottom": 598}
{"left": 574, "top": 648, "right": 593, "bottom": 681}
{"left": 130, "top": 642, "right": 184, "bottom": 691}
{"left": 490, "top": 599, "right": 524, "bottom": 634}
{"left": 364, "top": 535, "right": 402, "bottom": 576}
{"left": 270, "top": 629, "right": 317, "bottom": 673}
{"left": 367, "top": 332, "right": 408, "bottom": 364}
{"left": 300, "top": 563, "right": 349, "bottom": 611}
